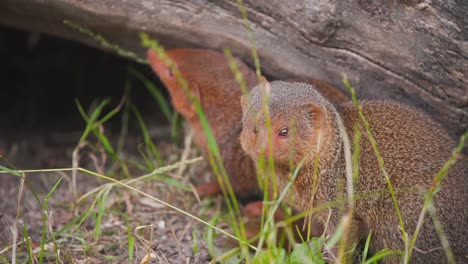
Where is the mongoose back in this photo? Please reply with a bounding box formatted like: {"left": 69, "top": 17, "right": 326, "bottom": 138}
{"left": 147, "top": 48, "right": 260, "bottom": 199}
{"left": 240, "top": 81, "right": 467, "bottom": 263}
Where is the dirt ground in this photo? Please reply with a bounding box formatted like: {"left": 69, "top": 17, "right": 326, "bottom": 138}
{"left": 0, "top": 27, "right": 225, "bottom": 263}
{"left": 0, "top": 131, "right": 217, "bottom": 263}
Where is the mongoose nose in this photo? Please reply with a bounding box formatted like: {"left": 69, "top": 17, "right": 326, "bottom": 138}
{"left": 255, "top": 147, "right": 270, "bottom": 157}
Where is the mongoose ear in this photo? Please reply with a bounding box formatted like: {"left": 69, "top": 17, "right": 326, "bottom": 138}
{"left": 307, "top": 104, "right": 324, "bottom": 125}
{"left": 258, "top": 78, "right": 271, "bottom": 99}
{"left": 240, "top": 94, "right": 249, "bottom": 113}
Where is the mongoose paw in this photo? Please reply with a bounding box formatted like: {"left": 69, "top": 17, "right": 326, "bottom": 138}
{"left": 242, "top": 201, "right": 286, "bottom": 222}
{"left": 195, "top": 181, "right": 222, "bottom": 197}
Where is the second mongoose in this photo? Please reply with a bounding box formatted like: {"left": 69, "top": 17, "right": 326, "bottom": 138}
{"left": 240, "top": 81, "right": 467, "bottom": 263}
{"left": 147, "top": 48, "right": 260, "bottom": 200}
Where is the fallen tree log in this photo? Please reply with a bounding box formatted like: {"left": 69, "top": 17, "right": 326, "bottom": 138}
{"left": 1, "top": 0, "right": 466, "bottom": 137}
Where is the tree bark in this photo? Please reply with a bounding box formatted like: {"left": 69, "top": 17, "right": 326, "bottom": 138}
{"left": 1, "top": 0, "right": 467, "bottom": 137}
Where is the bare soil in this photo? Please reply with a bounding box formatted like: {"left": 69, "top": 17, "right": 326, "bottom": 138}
{"left": 0, "top": 131, "right": 216, "bottom": 263}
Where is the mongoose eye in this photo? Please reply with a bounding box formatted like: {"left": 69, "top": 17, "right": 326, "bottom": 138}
{"left": 278, "top": 127, "right": 289, "bottom": 138}
{"left": 253, "top": 126, "right": 259, "bottom": 134}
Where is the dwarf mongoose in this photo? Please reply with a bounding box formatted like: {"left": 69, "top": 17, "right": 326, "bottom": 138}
{"left": 240, "top": 81, "right": 467, "bottom": 263}
{"left": 147, "top": 48, "right": 261, "bottom": 200}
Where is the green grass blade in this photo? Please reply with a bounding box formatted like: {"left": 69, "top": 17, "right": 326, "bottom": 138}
{"left": 39, "top": 176, "right": 63, "bottom": 264}
{"left": 75, "top": 99, "right": 110, "bottom": 143}
{"left": 76, "top": 98, "right": 125, "bottom": 161}
{"left": 118, "top": 80, "right": 131, "bottom": 154}
{"left": 0, "top": 164, "right": 21, "bottom": 176}
{"left": 170, "top": 111, "right": 182, "bottom": 142}
{"left": 126, "top": 214, "right": 135, "bottom": 261}
{"left": 94, "top": 188, "right": 110, "bottom": 241}
{"left": 205, "top": 214, "right": 220, "bottom": 258}
{"left": 192, "top": 230, "right": 198, "bottom": 254}
{"left": 235, "top": 0, "right": 262, "bottom": 81}
{"left": 52, "top": 207, "right": 93, "bottom": 240}
{"left": 324, "top": 218, "right": 346, "bottom": 251}
{"left": 364, "top": 249, "right": 401, "bottom": 264}
{"left": 93, "top": 97, "right": 125, "bottom": 129}
{"left": 407, "top": 130, "right": 467, "bottom": 263}
{"left": 63, "top": 20, "right": 148, "bottom": 65}
{"left": 289, "top": 241, "right": 325, "bottom": 264}
{"left": 131, "top": 104, "right": 163, "bottom": 167}
{"left": 22, "top": 219, "right": 33, "bottom": 263}
{"left": 46, "top": 177, "right": 64, "bottom": 202}
{"left": 96, "top": 131, "right": 117, "bottom": 159}
{"left": 427, "top": 203, "right": 455, "bottom": 264}
{"left": 126, "top": 158, "right": 150, "bottom": 172}
{"left": 361, "top": 232, "right": 372, "bottom": 264}
{"left": 223, "top": 48, "right": 250, "bottom": 96}
{"left": 128, "top": 67, "right": 173, "bottom": 122}
{"left": 159, "top": 175, "right": 191, "bottom": 191}
{"left": 137, "top": 143, "right": 156, "bottom": 171}
{"left": 352, "top": 122, "right": 362, "bottom": 183}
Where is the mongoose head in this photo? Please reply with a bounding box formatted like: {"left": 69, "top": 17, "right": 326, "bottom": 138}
{"left": 147, "top": 48, "right": 257, "bottom": 122}
{"left": 240, "top": 81, "right": 336, "bottom": 167}
{"left": 148, "top": 48, "right": 258, "bottom": 148}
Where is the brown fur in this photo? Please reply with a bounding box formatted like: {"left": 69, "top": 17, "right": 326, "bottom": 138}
{"left": 240, "top": 81, "right": 467, "bottom": 263}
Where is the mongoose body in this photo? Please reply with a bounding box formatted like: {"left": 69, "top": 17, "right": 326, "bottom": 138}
{"left": 240, "top": 81, "right": 467, "bottom": 263}
{"left": 147, "top": 48, "right": 260, "bottom": 199}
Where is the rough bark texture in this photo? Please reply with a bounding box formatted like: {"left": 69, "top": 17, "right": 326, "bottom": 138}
{"left": 1, "top": 0, "right": 467, "bottom": 137}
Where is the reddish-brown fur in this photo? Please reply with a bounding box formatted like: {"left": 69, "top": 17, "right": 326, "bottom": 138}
{"left": 240, "top": 81, "right": 467, "bottom": 263}
{"left": 147, "top": 48, "right": 260, "bottom": 199}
